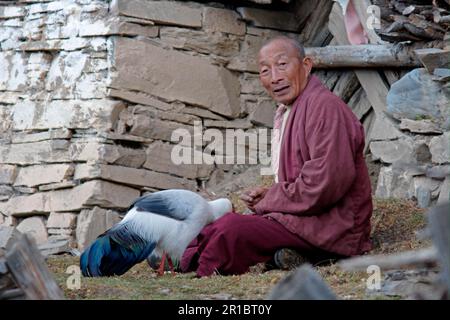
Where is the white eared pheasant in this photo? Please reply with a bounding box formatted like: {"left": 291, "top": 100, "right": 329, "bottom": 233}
{"left": 80, "top": 189, "right": 232, "bottom": 277}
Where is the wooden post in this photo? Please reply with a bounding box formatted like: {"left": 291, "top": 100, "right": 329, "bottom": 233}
{"left": 306, "top": 44, "right": 421, "bottom": 68}
{"left": 339, "top": 246, "right": 438, "bottom": 271}
{"left": 5, "top": 234, "right": 65, "bottom": 300}
{"left": 428, "top": 203, "right": 450, "bottom": 294}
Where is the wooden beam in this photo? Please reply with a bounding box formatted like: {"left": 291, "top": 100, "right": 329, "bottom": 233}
{"left": 415, "top": 48, "right": 450, "bottom": 73}
{"left": 339, "top": 246, "right": 438, "bottom": 271}
{"left": 300, "top": 0, "right": 333, "bottom": 46}
{"left": 5, "top": 234, "right": 65, "bottom": 300}
{"left": 306, "top": 44, "right": 421, "bottom": 68}
{"left": 332, "top": 71, "right": 359, "bottom": 102}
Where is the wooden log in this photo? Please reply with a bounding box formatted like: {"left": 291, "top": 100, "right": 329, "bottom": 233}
{"left": 383, "top": 69, "right": 401, "bottom": 86}
{"left": 306, "top": 44, "right": 421, "bottom": 68}
{"left": 0, "top": 288, "right": 25, "bottom": 300}
{"left": 267, "top": 264, "right": 337, "bottom": 300}
{"left": 378, "top": 31, "right": 424, "bottom": 42}
{"left": 300, "top": 0, "right": 333, "bottom": 46}
{"left": 292, "top": 0, "right": 319, "bottom": 31}
{"left": 339, "top": 246, "right": 438, "bottom": 271}
{"left": 313, "top": 69, "right": 341, "bottom": 91}
{"left": 348, "top": 87, "right": 372, "bottom": 120}
{"left": 5, "top": 234, "right": 64, "bottom": 300}
{"left": 427, "top": 203, "right": 450, "bottom": 293}
{"left": 407, "top": 14, "right": 446, "bottom": 40}
{"left": 415, "top": 48, "right": 450, "bottom": 73}
{"left": 445, "top": 32, "right": 450, "bottom": 50}
{"left": 332, "top": 71, "right": 360, "bottom": 102}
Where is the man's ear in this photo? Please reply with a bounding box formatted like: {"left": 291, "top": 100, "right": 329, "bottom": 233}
{"left": 302, "top": 57, "right": 313, "bottom": 75}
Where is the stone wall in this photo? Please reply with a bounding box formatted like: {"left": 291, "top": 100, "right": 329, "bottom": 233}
{"left": 0, "top": 0, "right": 329, "bottom": 251}
{"left": 0, "top": 0, "right": 448, "bottom": 253}
{"left": 375, "top": 67, "right": 450, "bottom": 208}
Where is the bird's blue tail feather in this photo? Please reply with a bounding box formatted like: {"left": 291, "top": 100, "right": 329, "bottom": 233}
{"left": 80, "top": 223, "right": 156, "bottom": 277}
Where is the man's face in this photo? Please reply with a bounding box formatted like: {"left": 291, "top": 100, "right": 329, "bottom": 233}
{"left": 258, "top": 40, "right": 312, "bottom": 105}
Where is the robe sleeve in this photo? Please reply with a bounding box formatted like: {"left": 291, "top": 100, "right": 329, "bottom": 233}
{"left": 254, "top": 96, "right": 358, "bottom": 216}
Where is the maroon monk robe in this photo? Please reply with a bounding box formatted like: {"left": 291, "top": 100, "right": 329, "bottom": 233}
{"left": 181, "top": 75, "right": 372, "bottom": 277}
{"left": 254, "top": 75, "right": 373, "bottom": 257}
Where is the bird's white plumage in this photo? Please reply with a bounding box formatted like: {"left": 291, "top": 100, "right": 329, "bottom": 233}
{"left": 120, "top": 189, "right": 232, "bottom": 262}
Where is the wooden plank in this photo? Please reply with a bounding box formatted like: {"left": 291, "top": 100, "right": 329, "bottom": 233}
{"left": 383, "top": 69, "right": 401, "bottom": 86}
{"left": 313, "top": 70, "right": 341, "bottom": 91}
{"left": 267, "top": 264, "right": 337, "bottom": 300}
{"left": 306, "top": 45, "right": 420, "bottom": 68}
{"left": 348, "top": 87, "right": 372, "bottom": 120}
{"left": 292, "top": 0, "right": 318, "bottom": 31}
{"left": 329, "top": 2, "right": 390, "bottom": 113}
{"left": 236, "top": 7, "right": 299, "bottom": 32}
{"left": 351, "top": 70, "right": 389, "bottom": 115}
{"left": 339, "top": 246, "right": 438, "bottom": 271}
{"left": 427, "top": 203, "right": 450, "bottom": 293}
{"left": 415, "top": 48, "right": 450, "bottom": 73}
{"left": 300, "top": 0, "right": 333, "bottom": 46}
{"left": 5, "top": 234, "right": 65, "bottom": 300}
{"left": 0, "top": 288, "right": 25, "bottom": 300}
{"left": 332, "top": 71, "right": 359, "bottom": 102}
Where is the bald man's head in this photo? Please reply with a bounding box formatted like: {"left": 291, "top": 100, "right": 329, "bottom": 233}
{"left": 258, "top": 36, "right": 312, "bottom": 105}
{"left": 260, "top": 36, "right": 305, "bottom": 61}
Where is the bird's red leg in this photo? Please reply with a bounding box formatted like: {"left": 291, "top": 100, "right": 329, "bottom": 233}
{"left": 167, "top": 257, "right": 175, "bottom": 276}
{"left": 157, "top": 253, "right": 167, "bottom": 276}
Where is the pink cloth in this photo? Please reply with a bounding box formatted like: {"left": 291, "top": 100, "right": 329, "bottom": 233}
{"left": 344, "top": 0, "right": 369, "bottom": 45}
{"left": 254, "top": 75, "right": 373, "bottom": 257}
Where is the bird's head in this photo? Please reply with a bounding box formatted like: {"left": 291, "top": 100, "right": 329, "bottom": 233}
{"left": 208, "top": 198, "right": 233, "bottom": 221}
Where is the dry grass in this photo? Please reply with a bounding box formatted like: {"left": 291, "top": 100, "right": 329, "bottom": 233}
{"left": 46, "top": 197, "right": 430, "bottom": 300}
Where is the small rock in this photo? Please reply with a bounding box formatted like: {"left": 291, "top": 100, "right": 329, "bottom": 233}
{"left": 46, "top": 212, "right": 77, "bottom": 229}
{"left": 387, "top": 68, "right": 450, "bottom": 131}
{"left": 159, "top": 288, "right": 171, "bottom": 295}
{"left": 437, "top": 177, "right": 449, "bottom": 204}
{"left": 16, "top": 216, "right": 48, "bottom": 245}
{"left": 399, "top": 119, "right": 442, "bottom": 134}
{"left": 38, "top": 238, "right": 70, "bottom": 257}
{"left": 429, "top": 132, "right": 450, "bottom": 164}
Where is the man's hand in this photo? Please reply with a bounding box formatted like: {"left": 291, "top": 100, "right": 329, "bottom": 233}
{"left": 240, "top": 187, "right": 268, "bottom": 212}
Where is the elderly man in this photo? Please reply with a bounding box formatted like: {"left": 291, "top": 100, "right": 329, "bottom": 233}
{"left": 180, "top": 36, "right": 373, "bottom": 277}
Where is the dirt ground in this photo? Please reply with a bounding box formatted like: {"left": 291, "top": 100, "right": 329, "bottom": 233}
{"left": 46, "top": 198, "right": 430, "bottom": 300}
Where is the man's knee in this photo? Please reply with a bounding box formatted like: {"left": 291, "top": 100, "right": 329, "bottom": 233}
{"left": 213, "top": 213, "right": 253, "bottom": 236}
